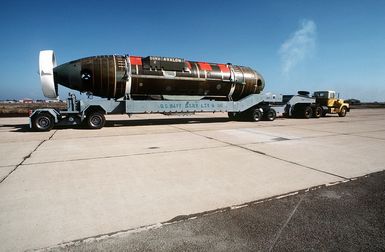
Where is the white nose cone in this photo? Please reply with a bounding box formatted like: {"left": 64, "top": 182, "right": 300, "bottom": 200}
{"left": 39, "top": 50, "right": 58, "bottom": 98}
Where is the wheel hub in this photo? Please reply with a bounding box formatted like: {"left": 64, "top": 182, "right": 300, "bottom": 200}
{"left": 90, "top": 116, "right": 102, "bottom": 127}
{"left": 38, "top": 117, "right": 50, "bottom": 129}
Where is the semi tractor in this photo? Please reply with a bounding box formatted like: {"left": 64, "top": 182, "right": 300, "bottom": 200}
{"left": 30, "top": 51, "right": 349, "bottom": 131}
{"left": 313, "top": 91, "right": 350, "bottom": 117}
{"left": 273, "top": 90, "right": 350, "bottom": 119}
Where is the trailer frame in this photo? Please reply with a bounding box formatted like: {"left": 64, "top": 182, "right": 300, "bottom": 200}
{"left": 29, "top": 92, "right": 320, "bottom": 131}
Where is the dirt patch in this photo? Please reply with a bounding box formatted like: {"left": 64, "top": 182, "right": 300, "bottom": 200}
{"left": 0, "top": 102, "right": 66, "bottom": 117}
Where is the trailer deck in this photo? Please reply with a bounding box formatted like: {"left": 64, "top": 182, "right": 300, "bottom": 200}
{"left": 29, "top": 92, "right": 325, "bottom": 131}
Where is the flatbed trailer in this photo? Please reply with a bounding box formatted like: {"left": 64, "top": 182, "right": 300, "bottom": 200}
{"left": 29, "top": 92, "right": 320, "bottom": 131}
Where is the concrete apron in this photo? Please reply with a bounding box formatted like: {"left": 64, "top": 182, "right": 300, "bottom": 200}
{"left": 0, "top": 109, "right": 384, "bottom": 251}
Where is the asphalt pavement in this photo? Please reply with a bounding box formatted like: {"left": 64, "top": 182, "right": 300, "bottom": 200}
{"left": 50, "top": 170, "right": 385, "bottom": 251}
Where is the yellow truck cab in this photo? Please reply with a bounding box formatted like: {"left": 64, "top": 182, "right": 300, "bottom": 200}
{"left": 313, "top": 91, "right": 350, "bottom": 117}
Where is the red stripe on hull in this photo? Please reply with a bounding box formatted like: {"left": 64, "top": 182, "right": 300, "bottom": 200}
{"left": 218, "top": 64, "right": 230, "bottom": 72}
{"left": 198, "top": 62, "right": 212, "bottom": 71}
{"left": 130, "top": 56, "right": 142, "bottom": 65}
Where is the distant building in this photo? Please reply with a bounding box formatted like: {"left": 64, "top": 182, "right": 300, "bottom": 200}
{"left": 20, "top": 98, "right": 33, "bottom": 103}
{"left": 46, "top": 99, "right": 61, "bottom": 103}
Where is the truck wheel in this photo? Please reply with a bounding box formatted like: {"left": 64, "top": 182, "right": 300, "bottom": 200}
{"left": 338, "top": 107, "right": 347, "bottom": 117}
{"left": 264, "top": 108, "right": 276, "bottom": 121}
{"left": 86, "top": 111, "right": 105, "bottom": 129}
{"left": 313, "top": 106, "right": 322, "bottom": 118}
{"left": 32, "top": 112, "right": 54, "bottom": 132}
{"left": 303, "top": 106, "right": 312, "bottom": 119}
{"left": 250, "top": 108, "right": 263, "bottom": 122}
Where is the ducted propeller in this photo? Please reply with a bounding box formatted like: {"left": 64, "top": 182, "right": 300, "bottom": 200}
{"left": 39, "top": 50, "right": 58, "bottom": 98}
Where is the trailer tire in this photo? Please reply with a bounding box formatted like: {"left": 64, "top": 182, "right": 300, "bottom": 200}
{"left": 303, "top": 106, "right": 312, "bottom": 119}
{"left": 250, "top": 108, "right": 263, "bottom": 122}
{"left": 86, "top": 111, "right": 105, "bottom": 129}
{"left": 32, "top": 112, "right": 54, "bottom": 132}
{"left": 313, "top": 106, "right": 322, "bottom": 118}
{"left": 264, "top": 108, "right": 276, "bottom": 121}
{"left": 338, "top": 106, "right": 347, "bottom": 117}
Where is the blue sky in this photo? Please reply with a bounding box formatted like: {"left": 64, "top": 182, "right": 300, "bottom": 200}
{"left": 0, "top": 0, "right": 384, "bottom": 101}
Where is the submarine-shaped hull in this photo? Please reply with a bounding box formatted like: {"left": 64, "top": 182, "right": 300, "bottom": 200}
{"left": 39, "top": 51, "right": 265, "bottom": 101}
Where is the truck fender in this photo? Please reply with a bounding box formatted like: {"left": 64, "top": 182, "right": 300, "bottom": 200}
{"left": 29, "top": 109, "right": 60, "bottom": 128}
{"left": 82, "top": 105, "right": 107, "bottom": 121}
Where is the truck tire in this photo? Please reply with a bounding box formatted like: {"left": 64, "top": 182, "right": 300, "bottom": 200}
{"left": 303, "top": 106, "right": 312, "bottom": 119}
{"left": 338, "top": 107, "right": 347, "bottom": 117}
{"left": 32, "top": 112, "right": 54, "bottom": 132}
{"left": 250, "top": 108, "right": 263, "bottom": 122}
{"left": 313, "top": 106, "right": 322, "bottom": 118}
{"left": 86, "top": 111, "right": 106, "bottom": 129}
{"left": 264, "top": 108, "right": 276, "bottom": 121}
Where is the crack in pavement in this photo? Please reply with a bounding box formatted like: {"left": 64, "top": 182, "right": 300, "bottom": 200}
{"left": 0, "top": 130, "right": 57, "bottom": 184}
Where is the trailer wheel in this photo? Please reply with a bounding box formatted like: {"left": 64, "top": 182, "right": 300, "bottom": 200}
{"left": 264, "top": 108, "right": 276, "bottom": 121}
{"left": 313, "top": 106, "right": 322, "bottom": 118}
{"left": 32, "top": 112, "right": 54, "bottom": 132}
{"left": 250, "top": 108, "right": 263, "bottom": 122}
{"left": 86, "top": 111, "right": 105, "bottom": 129}
{"left": 303, "top": 106, "right": 312, "bottom": 119}
{"left": 338, "top": 106, "right": 347, "bottom": 117}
